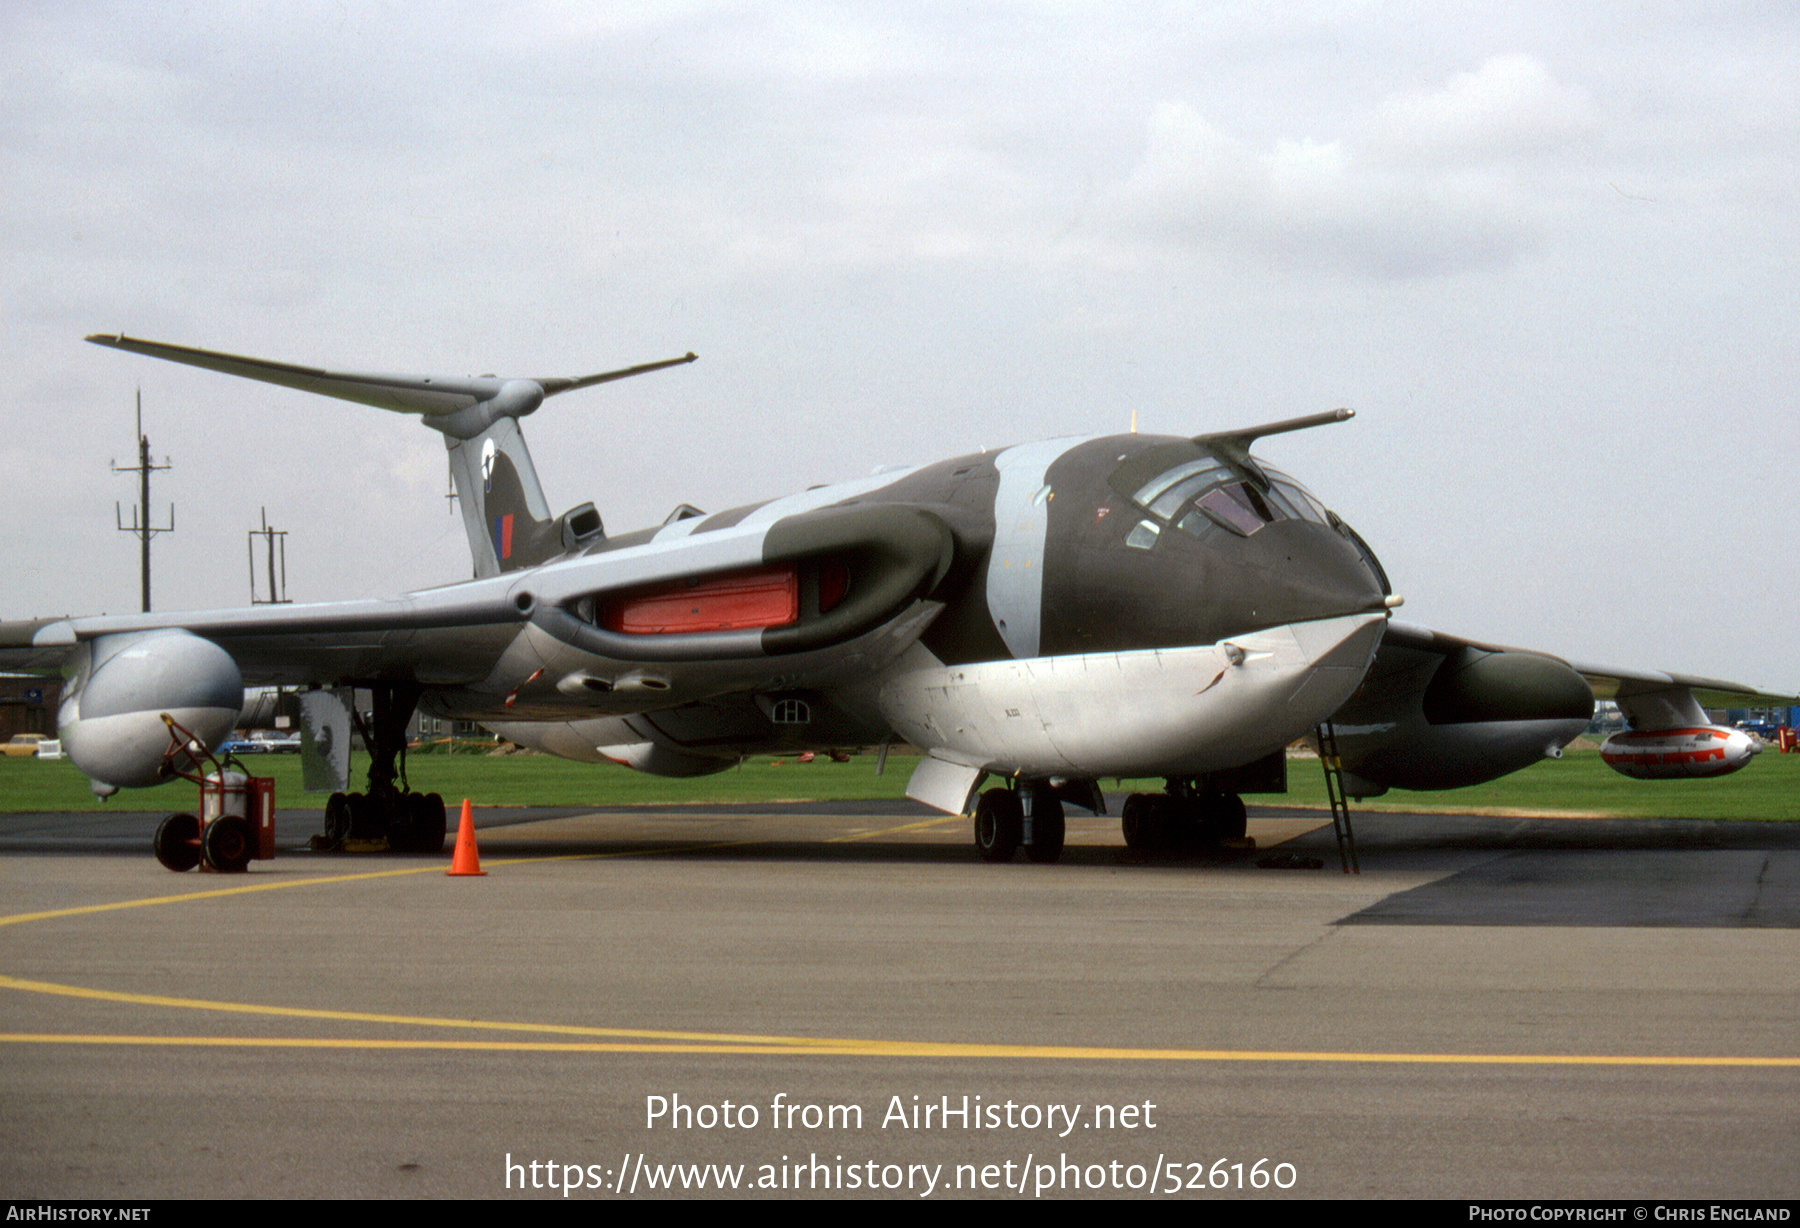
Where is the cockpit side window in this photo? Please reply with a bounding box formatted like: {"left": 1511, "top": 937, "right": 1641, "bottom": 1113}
{"left": 1260, "top": 466, "right": 1331, "bottom": 525}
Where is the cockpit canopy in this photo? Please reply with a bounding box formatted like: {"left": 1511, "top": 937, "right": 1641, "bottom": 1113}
{"left": 1108, "top": 439, "right": 1390, "bottom": 593}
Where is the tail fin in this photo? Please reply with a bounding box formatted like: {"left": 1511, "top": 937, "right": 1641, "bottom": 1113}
{"left": 446, "top": 417, "right": 561, "bottom": 577}
{"left": 85, "top": 335, "right": 695, "bottom": 577}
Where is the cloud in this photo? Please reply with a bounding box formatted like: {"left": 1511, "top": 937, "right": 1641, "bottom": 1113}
{"left": 1366, "top": 54, "right": 1598, "bottom": 166}
{"left": 1110, "top": 56, "right": 1597, "bottom": 279}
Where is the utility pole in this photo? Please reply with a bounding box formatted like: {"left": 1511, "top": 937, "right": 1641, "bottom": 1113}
{"left": 247, "top": 507, "right": 290, "bottom": 604}
{"left": 113, "top": 390, "right": 173, "bottom": 613}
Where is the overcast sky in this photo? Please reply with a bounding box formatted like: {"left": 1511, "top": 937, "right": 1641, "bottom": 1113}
{"left": 3, "top": 2, "right": 1794, "bottom": 687}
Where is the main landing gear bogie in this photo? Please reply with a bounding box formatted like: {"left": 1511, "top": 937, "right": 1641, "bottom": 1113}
{"left": 310, "top": 681, "right": 449, "bottom": 855}
{"left": 320, "top": 789, "right": 448, "bottom": 854}
{"left": 1120, "top": 787, "right": 1248, "bottom": 855}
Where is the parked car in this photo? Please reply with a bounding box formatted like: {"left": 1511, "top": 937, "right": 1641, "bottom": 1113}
{"left": 1, "top": 733, "right": 48, "bottom": 758}
{"left": 251, "top": 732, "right": 302, "bottom": 754}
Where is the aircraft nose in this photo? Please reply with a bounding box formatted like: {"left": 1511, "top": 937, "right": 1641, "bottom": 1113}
{"left": 1038, "top": 479, "right": 1394, "bottom": 656}
{"left": 1222, "top": 518, "right": 1391, "bottom": 632}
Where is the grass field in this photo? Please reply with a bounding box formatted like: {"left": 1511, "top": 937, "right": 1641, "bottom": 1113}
{"left": 2, "top": 745, "right": 1795, "bottom": 820}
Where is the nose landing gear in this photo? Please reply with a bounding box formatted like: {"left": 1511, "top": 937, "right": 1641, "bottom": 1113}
{"left": 971, "top": 780, "right": 1091, "bottom": 864}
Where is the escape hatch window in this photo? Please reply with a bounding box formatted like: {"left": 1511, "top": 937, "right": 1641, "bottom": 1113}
{"left": 1189, "top": 486, "right": 1264, "bottom": 536}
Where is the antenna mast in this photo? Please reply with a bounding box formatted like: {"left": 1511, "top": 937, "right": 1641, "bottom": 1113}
{"left": 112, "top": 389, "right": 174, "bottom": 613}
{"left": 247, "top": 507, "right": 291, "bottom": 604}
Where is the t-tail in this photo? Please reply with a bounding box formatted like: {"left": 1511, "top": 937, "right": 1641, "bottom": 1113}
{"left": 447, "top": 416, "right": 562, "bottom": 576}
{"left": 86, "top": 334, "right": 695, "bottom": 577}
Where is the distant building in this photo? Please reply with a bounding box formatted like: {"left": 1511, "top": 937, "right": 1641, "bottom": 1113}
{"left": 0, "top": 675, "right": 60, "bottom": 741}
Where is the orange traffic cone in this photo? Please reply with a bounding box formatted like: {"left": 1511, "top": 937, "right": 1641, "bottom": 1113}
{"left": 447, "top": 799, "right": 486, "bottom": 876}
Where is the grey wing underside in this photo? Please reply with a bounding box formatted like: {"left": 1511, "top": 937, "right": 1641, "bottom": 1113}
{"left": 0, "top": 620, "right": 78, "bottom": 675}
{"left": 0, "top": 583, "right": 530, "bottom": 688}
{"left": 1381, "top": 620, "right": 1796, "bottom": 709}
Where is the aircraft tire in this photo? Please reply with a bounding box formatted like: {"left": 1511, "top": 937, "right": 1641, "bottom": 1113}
{"left": 322, "top": 793, "right": 351, "bottom": 846}
{"left": 1210, "top": 792, "right": 1247, "bottom": 841}
{"left": 347, "top": 791, "right": 394, "bottom": 846}
{"left": 153, "top": 813, "right": 201, "bottom": 872}
{"left": 420, "top": 792, "right": 448, "bottom": 854}
{"left": 386, "top": 795, "right": 417, "bottom": 851}
{"left": 346, "top": 792, "right": 378, "bottom": 841}
{"left": 973, "top": 788, "right": 1023, "bottom": 863}
{"left": 202, "top": 815, "right": 252, "bottom": 873}
{"left": 1153, "top": 794, "right": 1195, "bottom": 849}
{"left": 1121, "top": 793, "right": 1160, "bottom": 852}
{"left": 1025, "top": 790, "right": 1065, "bottom": 864}
{"left": 393, "top": 791, "right": 447, "bottom": 854}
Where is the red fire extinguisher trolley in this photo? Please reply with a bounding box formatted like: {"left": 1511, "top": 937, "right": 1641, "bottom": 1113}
{"left": 149, "top": 714, "right": 276, "bottom": 873}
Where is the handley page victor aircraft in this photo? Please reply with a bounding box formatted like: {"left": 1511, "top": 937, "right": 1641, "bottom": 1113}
{"left": 0, "top": 334, "right": 1785, "bottom": 867}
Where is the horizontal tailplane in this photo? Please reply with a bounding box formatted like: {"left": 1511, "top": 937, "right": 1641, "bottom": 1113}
{"left": 86, "top": 334, "right": 696, "bottom": 576}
